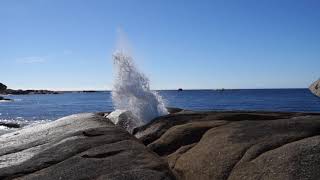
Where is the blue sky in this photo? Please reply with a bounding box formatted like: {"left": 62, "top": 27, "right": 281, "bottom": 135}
{"left": 1, "top": 0, "right": 319, "bottom": 90}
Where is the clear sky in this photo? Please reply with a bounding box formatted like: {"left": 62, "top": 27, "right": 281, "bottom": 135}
{"left": 1, "top": 0, "right": 319, "bottom": 90}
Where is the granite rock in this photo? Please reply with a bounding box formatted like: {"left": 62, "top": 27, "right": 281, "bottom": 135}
{"left": 135, "top": 111, "right": 320, "bottom": 180}
{"left": 310, "top": 79, "right": 320, "bottom": 97}
{"left": 0, "top": 113, "right": 174, "bottom": 180}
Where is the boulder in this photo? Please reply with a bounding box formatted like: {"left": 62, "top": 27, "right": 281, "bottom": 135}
{"left": 310, "top": 79, "right": 320, "bottom": 97}
{"left": 106, "top": 108, "right": 183, "bottom": 134}
{"left": 0, "top": 113, "right": 174, "bottom": 180}
{"left": 107, "top": 110, "right": 142, "bottom": 133}
{"left": 134, "top": 111, "right": 320, "bottom": 180}
{"left": 166, "top": 107, "right": 184, "bottom": 114}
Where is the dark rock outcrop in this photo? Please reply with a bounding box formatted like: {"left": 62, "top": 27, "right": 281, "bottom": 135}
{"left": 0, "top": 122, "right": 20, "bottom": 128}
{"left": 0, "top": 96, "right": 13, "bottom": 101}
{"left": 0, "top": 113, "right": 174, "bottom": 180}
{"left": 310, "top": 79, "right": 320, "bottom": 97}
{"left": 0, "top": 83, "right": 59, "bottom": 95}
{"left": 0, "top": 83, "right": 7, "bottom": 93}
{"left": 4, "top": 89, "right": 59, "bottom": 95}
{"left": 134, "top": 110, "right": 320, "bottom": 180}
{"left": 166, "top": 107, "right": 184, "bottom": 114}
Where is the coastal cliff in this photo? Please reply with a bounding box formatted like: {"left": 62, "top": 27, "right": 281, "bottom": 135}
{"left": 1, "top": 109, "right": 320, "bottom": 180}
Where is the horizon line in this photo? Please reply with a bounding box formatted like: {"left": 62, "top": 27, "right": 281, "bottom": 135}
{"left": 7, "top": 87, "right": 310, "bottom": 92}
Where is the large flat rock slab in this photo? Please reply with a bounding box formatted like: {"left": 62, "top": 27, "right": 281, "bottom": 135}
{"left": 0, "top": 113, "right": 174, "bottom": 180}
{"left": 134, "top": 111, "right": 320, "bottom": 180}
{"left": 310, "top": 79, "right": 320, "bottom": 97}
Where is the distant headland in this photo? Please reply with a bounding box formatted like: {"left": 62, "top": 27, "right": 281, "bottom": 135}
{"left": 0, "top": 82, "right": 59, "bottom": 95}
{"left": 0, "top": 82, "right": 102, "bottom": 96}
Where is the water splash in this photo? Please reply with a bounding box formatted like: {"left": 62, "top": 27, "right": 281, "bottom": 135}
{"left": 111, "top": 49, "right": 168, "bottom": 131}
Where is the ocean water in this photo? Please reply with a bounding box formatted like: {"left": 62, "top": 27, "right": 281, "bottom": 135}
{"left": 0, "top": 89, "right": 320, "bottom": 132}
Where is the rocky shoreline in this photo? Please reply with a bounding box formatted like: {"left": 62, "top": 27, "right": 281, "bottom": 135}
{"left": 0, "top": 82, "right": 60, "bottom": 95}
{"left": 3, "top": 89, "right": 60, "bottom": 95}
{"left": 1, "top": 109, "right": 320, "bottom": 180}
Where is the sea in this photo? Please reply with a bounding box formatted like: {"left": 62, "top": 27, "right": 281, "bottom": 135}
{"left": 1, "top": 89, "right": 320, "bottom": 134}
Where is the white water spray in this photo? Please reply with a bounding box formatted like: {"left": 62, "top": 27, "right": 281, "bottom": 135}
{"left": 110, "top": 41, "right": 168, "bottom": 132}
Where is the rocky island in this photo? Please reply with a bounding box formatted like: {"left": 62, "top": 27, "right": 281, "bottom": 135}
{"left": 1, "top": 108, "right": 320, "bottom": 180}
{"left": 0, "top": 82, "right": 60, "bottom": 95}
{"left": 0, "top": 96, "right": 13, "bottom": 102}
{"left": 0, "top": 84, "right": 13, "bottom": 101}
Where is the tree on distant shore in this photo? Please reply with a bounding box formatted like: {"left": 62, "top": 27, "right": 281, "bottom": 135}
{"left": 0, "top": 83, "right": 7, "bottom": 92}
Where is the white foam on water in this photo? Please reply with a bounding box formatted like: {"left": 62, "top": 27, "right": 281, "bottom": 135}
{"left": 0, "top": 118, "right": 52, "bottom": 136}
{"left": 110, "top": 34, "right": 168, "bottom": 131}
{"left": 0, "top": 100, "right": 12, "bottom": 103}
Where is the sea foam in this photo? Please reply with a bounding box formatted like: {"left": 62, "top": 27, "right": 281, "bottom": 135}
{"left": 110, "top": 48, "right": 168, "bottom": 132}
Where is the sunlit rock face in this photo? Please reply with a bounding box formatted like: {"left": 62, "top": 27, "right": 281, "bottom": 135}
{"left": 134, "top": 110, "right": 320, "bottom": 180}
{"left": 0, "top": 113, "right": 175, "bottom": 180}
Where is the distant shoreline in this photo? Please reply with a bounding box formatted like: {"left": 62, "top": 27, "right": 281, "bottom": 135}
{"left": 1, "top": 89, "right": 107, "bottom": 95}
{"left": 0, "top": 88, "right": 312, "bottom": 95}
